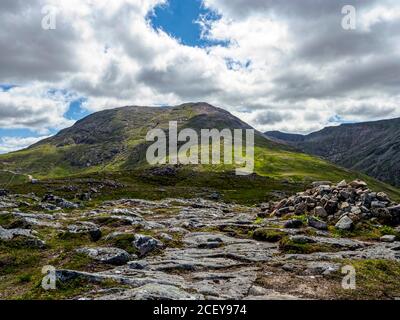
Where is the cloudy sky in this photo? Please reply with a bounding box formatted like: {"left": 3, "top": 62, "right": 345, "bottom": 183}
{"left": 1, "top": 0, "right": 399, "bottom": 152}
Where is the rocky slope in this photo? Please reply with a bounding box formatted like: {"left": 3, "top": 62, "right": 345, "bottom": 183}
{"left": 1, "top": 180, "right": 400, "bottom": 300}
{"left": 265, "top": 117, "right": 400, "bottom": 187}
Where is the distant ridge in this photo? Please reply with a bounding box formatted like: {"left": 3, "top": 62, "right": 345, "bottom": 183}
{"left": 265, "top": 117, "right": 400, "bottom": 187}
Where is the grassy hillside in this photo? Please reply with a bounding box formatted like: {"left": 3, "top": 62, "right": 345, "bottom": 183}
{"left": 1, "top": 103, "right": 400, "bottom": 203}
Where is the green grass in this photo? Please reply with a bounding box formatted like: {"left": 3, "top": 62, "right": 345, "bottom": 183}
{"left": 0, "top": 223, "right": 114, "bottom": 299}
{"left": 102, "top": 233, "right": 138, "bottom": 255}
{"left": 1, "top": 102, "right": 399, "bottom": 207}
{"left": 252, "top": 228, "right": 286, "bottom": 242}
{"left": 334, "top": 260, "right": 400, "bottom": 299}
{"left": 0, "top": 171, "right": 29, "bottom": 185}
{"left": 3, "top": 168, "right": 305, "bottom": 206}
{"left": 3, "top": 158, "right": 400, "bottom": 207}
{"left": 329, "top": 222, "right": 400, "bottom": 241}
{"left": 279, "top": 236, "right": 339, "bottom": 254}
{"left": 21, "top": 276, "right": 122, "bottom": 300}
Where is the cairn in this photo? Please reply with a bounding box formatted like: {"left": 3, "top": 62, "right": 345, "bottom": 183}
{"left": 261, "top": 180, "right": 400, "bottom": 230}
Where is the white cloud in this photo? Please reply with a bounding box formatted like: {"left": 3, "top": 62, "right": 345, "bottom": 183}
{"left": 0, "top": 135, "right": 51, "bottom": 154}
{"left": 0, "top": 0, "right": 399, "bottom": 155}
{"left": 0, "top": 85, "right": 75, "bottom": 134}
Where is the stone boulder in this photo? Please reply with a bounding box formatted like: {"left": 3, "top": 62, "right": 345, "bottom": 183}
{"left": 380, "top": 235, "right": 396, "bottom": 243}
{"left": 335, "top": 216, "right": 353, "bottom": 231}
{"left": 132, "top": 234, "right": 163, "bottom": 257}
{"left": 308, "top": 217, "right": 328, "bottom": 230}
{"left": 284, "top": 219, "right": 303, "bottom": 229}
{"left": 314, "top": 206, "right": 328, "bottom": 218}
{"left": 349, "top": 180, "right": 368, "bottom": 189}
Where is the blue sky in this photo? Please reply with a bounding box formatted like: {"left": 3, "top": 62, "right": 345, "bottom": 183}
{"left": 64, "top": 98, "right": 90, "bottom": 121}
{"left": 150, "top": 0, "right": 222, "bottom": 47}
{"left": 0, "top": 84, "right": 17, "bottom": 91}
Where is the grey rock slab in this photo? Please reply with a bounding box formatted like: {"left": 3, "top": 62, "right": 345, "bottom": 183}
{"left": 248, "top": 286, "right": 270, "bottom": 296}
{"left": 137, "top": 237, "right": 277, "bottom": 272}
{"left": 76, "top": 247, "right": 131, "bottom": 265}
{"left": 182, "top": 232, "right": 247, "bottom": 248}
{"left": 218, "top": 242, "right": 278, "bottom": 262}
{"left": 187, "top": 268, "right": 260, "bottom": 300}
{"left": 13, "top": 212, "right": 56, "bottom": 220}
{"left": 66, "top": 222, "right": 102, "bottom": 241}
{"left": 312, "top": 236, "right": 366, "bottom": 250}
{"left": 142, "top": 221, "right": 166, "bottom": 230}
{"left": 138, "top": 248, "right": 248, "bottom": 271}
{"left": 244, "top": 290, "right": 303, "bottom": 300}
{"left": 110, "top": 208, "right": 143, "bottom": 218}
{"left": 13, "top": 212, "right": 63, "bottom": 228}
{"left": 0, "top": 201, "right": 17, "bottom": 209}
{"left": 95, "top": 284, "right": 203, "bottom": 300}
{"left": 304, "top": 262, "right": 341, "bottom": 276}
{"left": 21, "top": 217, "right": 62, "bottom": 229}
{"left": 57, "top": 268, "right": 187, "bottom": 289}
{"left": 288, "top": 235, "right": 365, "bottom": 250}
{"left": 57, "top": 199, "right": 79, "bottom": 209}
{"left": 0, "top": 226, "right": 33, "bottom": 240}
{"left": 312, "top": 181, "right": 332, "bottom": 188}
{"left": 0, "top": 226, "right": 46, "bottom": 248}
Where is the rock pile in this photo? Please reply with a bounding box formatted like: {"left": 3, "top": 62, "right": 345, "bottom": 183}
{"left": 264, "top": 179, "right": 400, "bottom": 230}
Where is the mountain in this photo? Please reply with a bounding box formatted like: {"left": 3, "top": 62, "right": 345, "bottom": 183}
{"left": 0, "top": 103, "right": 259, "bottom": 177}
{"left": 265, "top": 117, "right": 400, "bottom": 187}
{"left": 1, "top": 103, "right": 399, "bottom": 203}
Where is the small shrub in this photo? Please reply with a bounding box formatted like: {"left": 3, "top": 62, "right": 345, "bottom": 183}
{"left": 279, "top": 236, "right": 335, "bottom": 254}
{"left": 17, "top": 274, "right": 33, "bottom": 283}
{"left": 252, "top": 228, "right": 285, "bottom": 242}
{"left": 106, "top": 234, "right": 138, "bottom": 254}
